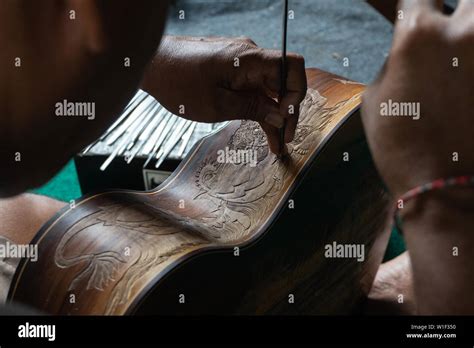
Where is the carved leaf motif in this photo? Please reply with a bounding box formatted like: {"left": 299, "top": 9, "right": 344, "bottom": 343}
{"left": 193, "top": 88, "right": 336, "bottom": 239}
{"left": 55, "top": 203, "right": 189, "bottom": 295}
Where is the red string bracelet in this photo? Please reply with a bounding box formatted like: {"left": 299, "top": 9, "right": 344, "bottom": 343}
{"left": 392, "top": 175, "right": 474, "bottom": 233}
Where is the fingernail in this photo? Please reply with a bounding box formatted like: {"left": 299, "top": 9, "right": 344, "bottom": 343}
{"left": 265, "top": 112, "right": 284, "bottom": 128}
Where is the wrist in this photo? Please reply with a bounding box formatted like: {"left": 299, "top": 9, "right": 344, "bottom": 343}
{"left": 399, "top": 186, "right": 474, "bottom": 233}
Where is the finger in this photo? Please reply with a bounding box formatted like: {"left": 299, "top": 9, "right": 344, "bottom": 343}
{"left": 360, "top": 87, "right": 375, "bottom": 125}
{"left": 254, "top": 95, "right": 286, "bottom": 129}
{"left": 455, "top": 0, "right": 474, "bottom": 15}
{"left": 217, "top": 88, "right": 285, "bottom": 154}
{"left": 270, "top": 52, "right": 307, "bottom": 143}
{"left": 218, "top": 88, "right": 284, "bottom": 127}
{"left": 238, "top": 36, "right": 258, "bottom": 47}
{"left": 261, "top": 51, "right": 307, "bottom": 100}
{"left": 284, "top": 111, "right": 298, "bottom": 143}
{"left": 226, "top": 48, "right": 306, "bottom": 141}
{"left": 279, "top": 87, "right": 306, "bottom": 143}
{"left": 280, "top": 77, "right": 307, "bottom": 143}
{"left": 284, "top": 53, "right": 308, "bottom": 107}
{"left": 235, "top": 49, "right": 306, "bottom": 101}
{"left": 398, "top": 0, "right": 444, "bottom": 13}
{"left": 259, "top": 121, "right": 287, "bottom": 155}
{"left": 279, "top": 93, "right": 300, "bottom": 143}
{"left": 280, "top": 53, "right": 307, "bottom": 106}
{"left": 363, "top": 63, "right": 387, "bottom": 127}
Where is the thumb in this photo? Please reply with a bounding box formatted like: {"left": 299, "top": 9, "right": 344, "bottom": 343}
{"left": 218, "top": 89, "right": 286, "bottom": 154}
{"left": 219, "top": 89, "right": 284, "bottom": 126}
{"left": 259, "top": 121, "right": 287, "bottom": 155}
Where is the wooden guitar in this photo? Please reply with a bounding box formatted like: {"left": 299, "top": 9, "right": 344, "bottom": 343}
{"left": 8, "top": 68, "right": 390, "bottom": 315}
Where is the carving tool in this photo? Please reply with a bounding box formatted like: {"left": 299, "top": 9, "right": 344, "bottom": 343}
{"left": 122, "top": 103, "right": 163, "bottom": 160}
{"left": 116, "top": 103, "right": 158, "bottom": 155}
{"left": 104, "top": 90, "right": 148, "bottom": 140}
{"left": 155, "top": 118, "right": 186, "bottom": 160}
{"left": 278, "top": 0, "right": 288, "bottom": 158}
{"left": 121, "top": 103, "right": 161, "bottom": 153}
{"left": 153, "top": 117, "right": 186, "bottom": 161}
{"left": 80, "top": 91, "right": 147, "bottom": 155}
{"left": 155, "top": 120, "right": 193, "bottom": 168}
{"left": 125, "top": 106, "right": 167, "bottom": 163}
{"left": 100, "top": 101, "right": 156, "bottom": 171}
{"left": 143, "top": 114, "right": 179, "bottom": 168}
{"left": 177, "top": 122, "right": 197, "bottom": 158}
{"left": 105, "top": 98, "right": 156, "bottom": 146}
{"left": 152, "top": 114, "right": 180, "bottom": 154}
{"left": 103, "top": 92, "right": 148, "bottom": 146}
{"left": 141, "top": 112, "right": 172, "bottom": 155}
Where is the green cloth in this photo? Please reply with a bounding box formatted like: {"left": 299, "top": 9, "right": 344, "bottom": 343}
{"left": 384, "top": 228, "right": 406, "bottom": 262}
{"left": 31, "top": 159, "right": 406, "bottom": 261}
{"left": 30, "top": 160, "right": 82, "bottom": 203}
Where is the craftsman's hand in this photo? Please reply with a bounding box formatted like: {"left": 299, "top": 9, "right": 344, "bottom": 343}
{"left": 142, "top": 36, "right": 307, "bottom": 154}
{"left": 361, "top": 0, "right": 474, "bottom": 197}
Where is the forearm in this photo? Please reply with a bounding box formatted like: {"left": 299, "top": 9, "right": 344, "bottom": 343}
{"left": 401, "top": 188, "right": 474, "bottom": 314}
{"left": 140, "top": 35, "right": 222, "bottom": 121}
{"left": 141, "top": 36, "right": 196, "bottom": 113}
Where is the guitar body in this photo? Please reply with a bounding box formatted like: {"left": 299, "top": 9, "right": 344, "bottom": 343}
{"left": 8, "top": 68, "right": 390, "bottom": 315}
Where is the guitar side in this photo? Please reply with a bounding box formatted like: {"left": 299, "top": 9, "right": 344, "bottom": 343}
{"left": 8, "top": 68, "right": 390, "bottom": 315}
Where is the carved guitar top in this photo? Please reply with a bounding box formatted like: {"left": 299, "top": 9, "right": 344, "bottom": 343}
{"left": 191, "top": 88, "right": 361, "bottom": 241}
{"left": 9, "top": 69, "right": 368, "bottom": 315}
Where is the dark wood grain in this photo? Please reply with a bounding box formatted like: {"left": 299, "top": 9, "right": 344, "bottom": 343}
{"left": 8, "top": 68, "right": 391, "bottom": 315}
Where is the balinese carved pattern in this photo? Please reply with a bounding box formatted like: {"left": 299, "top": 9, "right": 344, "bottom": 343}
{"left": 104, "top": 240, "right": 203, "bottom": 314}
{"left": 55, "top": 203, "right": 207, "bottom": 313}
{"left": 53, "top": 84, "right": 361, "bottom": 314}
{"left": 193, "top": 87, "right": 362, "bottom": 241}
